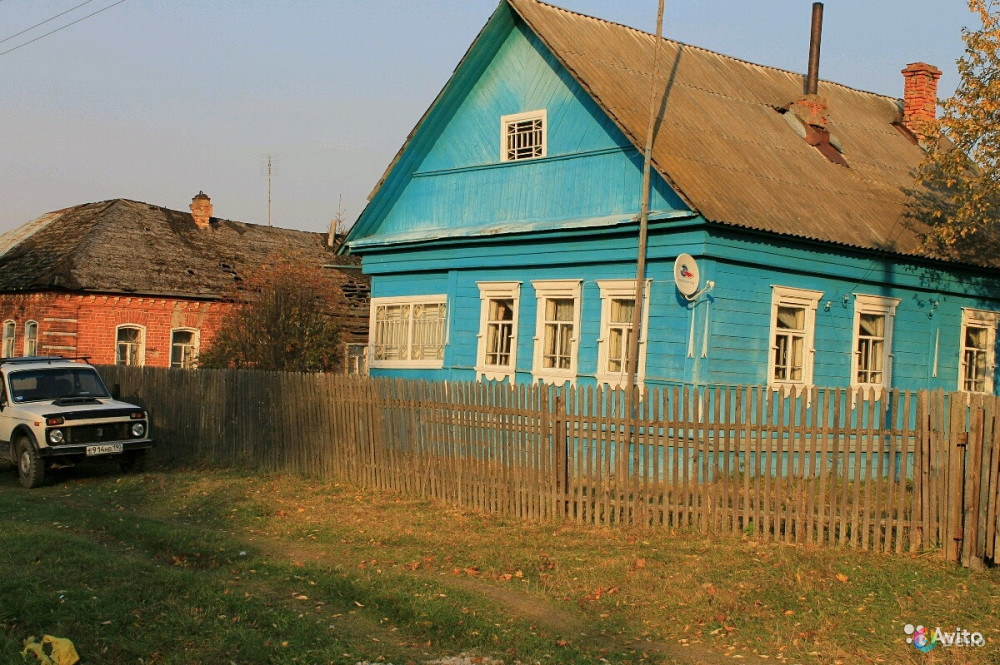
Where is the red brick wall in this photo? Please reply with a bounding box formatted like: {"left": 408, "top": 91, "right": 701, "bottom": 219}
{"left": 0, "top": 292, "right": 232, "bottom": 367}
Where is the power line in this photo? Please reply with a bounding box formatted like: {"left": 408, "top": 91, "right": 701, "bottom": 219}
{"left": 0, "top": 0, "right": 99, "bottom": 46}
{"left": 0, "top": 0, "right": 128, "bottom": 58}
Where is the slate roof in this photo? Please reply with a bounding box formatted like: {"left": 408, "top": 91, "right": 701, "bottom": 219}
{"left": 361, "top": 0, "right": 937, "bottom": 258}
{"left": 507, "top": 0, "right": 933, "bottom": 254}
{"left": 0, "top": 198, "right": 367, "bottom": 303}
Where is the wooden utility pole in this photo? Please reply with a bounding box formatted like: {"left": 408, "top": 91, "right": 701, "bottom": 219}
{"left": 624, "top": 0, "right": 666, "bottom": 396}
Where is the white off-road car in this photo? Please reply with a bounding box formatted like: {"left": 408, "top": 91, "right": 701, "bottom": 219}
{"left": 0, "top": 357, "right": 153, "bottom": 488}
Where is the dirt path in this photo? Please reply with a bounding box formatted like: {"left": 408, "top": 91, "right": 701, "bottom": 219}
{"left": 255, "top": 537, "right": 772, "bottom": 665}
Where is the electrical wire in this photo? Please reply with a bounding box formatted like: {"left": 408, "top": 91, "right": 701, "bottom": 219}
{"left": 0, "top": 0, "right": 99, "bottom": 45}
{"left": 0, "top": 0, "right": 127, "bottom": 58}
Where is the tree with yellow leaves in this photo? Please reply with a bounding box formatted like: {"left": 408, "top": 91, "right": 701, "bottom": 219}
{"left": 908, "top": 0, "right": 1000, "bottom": 262}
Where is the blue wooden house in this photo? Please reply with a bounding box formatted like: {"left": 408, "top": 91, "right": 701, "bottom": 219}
{"left": 344, "top": 0, "right": 1000, "bottom": 396}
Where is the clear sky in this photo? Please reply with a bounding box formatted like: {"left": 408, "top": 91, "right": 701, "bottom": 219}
{"left": 0, "top": 0, "right": 978, "bottom": 236}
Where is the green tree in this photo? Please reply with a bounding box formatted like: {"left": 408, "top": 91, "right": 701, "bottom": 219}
{"left": 199, "top": 253, "right": 346, "bottom": 372}
{"left": 908, "top": 0, "right": 1000, "bottom": 261}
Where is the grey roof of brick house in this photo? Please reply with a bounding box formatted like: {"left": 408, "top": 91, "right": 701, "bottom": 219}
{"left": 0, "top": 198, "right": 368, "bottom": 305}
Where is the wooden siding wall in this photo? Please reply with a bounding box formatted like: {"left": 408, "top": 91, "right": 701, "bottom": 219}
{"left": 371, "top": 23, "right": 683, "bottom": 239}
{"left": 101, "top": 366, "right": 1000, "bottom": 568}
{"left": 364, "top": 223, "right": 1000, "bottom": 393}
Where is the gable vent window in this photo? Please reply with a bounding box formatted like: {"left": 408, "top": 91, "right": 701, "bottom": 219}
{"left": 501, "top": 110, "right": 546, "bottom": 162}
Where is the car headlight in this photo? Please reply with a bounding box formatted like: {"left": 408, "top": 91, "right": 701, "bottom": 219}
{"left": 131, "top": 422, "right": 146, "bottom": 438}
{"left": 49, "top": 429, "right": 64, "bottom": 444}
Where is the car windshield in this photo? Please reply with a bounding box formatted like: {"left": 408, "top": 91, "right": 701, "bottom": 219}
{"left": 8, "top": 367, "right": 111, "bottom": 403}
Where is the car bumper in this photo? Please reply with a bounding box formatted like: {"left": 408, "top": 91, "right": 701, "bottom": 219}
{"left": 38, "top": 439, "right": 154, "bottom": 458}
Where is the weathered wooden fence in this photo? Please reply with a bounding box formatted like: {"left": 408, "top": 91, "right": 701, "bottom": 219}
{"left": 99, "top": 366, "right": 1000, "bottom": 568}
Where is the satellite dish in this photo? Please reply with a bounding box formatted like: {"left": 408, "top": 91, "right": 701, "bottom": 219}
{"left": 673, "top": 254, "right": 700, "bottom": 297}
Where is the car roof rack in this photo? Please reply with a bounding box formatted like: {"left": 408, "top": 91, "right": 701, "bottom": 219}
{"left": 0, "top": 355, "right": 91, "bottom": 366}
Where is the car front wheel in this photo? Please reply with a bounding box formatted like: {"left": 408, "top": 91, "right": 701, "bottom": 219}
{"left": 17, "top": 438, "right": 43, "bottom": 489}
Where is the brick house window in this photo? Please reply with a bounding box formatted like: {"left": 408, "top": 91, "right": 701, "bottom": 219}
{"left": 501, "top": 110, "right": 547, "bottom": 162}
{"left": 2, "top": 320, "right": 15, "bottom": 358}
{"left": 23, "top": 321, "right": 37, "bottom": 357}
{"left": 116, "top": 325, "right": 145, "bottom": 366}
{"left": 170, "top": 328, "right": 199, "bottom": 369}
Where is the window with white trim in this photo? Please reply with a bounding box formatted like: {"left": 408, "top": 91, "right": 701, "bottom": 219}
{"left": 170, "top": 328, "right": 200, "bottom": 369}
{"left": 475, "top": 282, "right": 520, "bottom": 381}
{"left": 532, "top": 280, "right": 581, "bottom": 384}
{"left": 501, "top": 110, "right": 546, "bottom": 162}
{"left": 116, "top": 325, "right": 145, "bottom": 366}
{"left": 369, "top": 296, "right": 448, "bottom": 368}
{"left": 960, "top": 308, "right": 999, "bottom": 393}
{"left": 767, "top": 286, "right": 822, "bottom": 390}
{"left": 2, "top": 320, "right": 14, "bottom": 358}
{"left": 23, "top": 321, "right": 37, "bottom": 357}
{"left": 851, "top": 294, "right": 900, "bottom": 393}
{"left": 596, "top": 280, "right": 651, "bottom": 388}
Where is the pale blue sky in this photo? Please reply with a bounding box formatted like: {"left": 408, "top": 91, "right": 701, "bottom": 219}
{"left": 0, "top": 1, "right": 977, "bottom": 235}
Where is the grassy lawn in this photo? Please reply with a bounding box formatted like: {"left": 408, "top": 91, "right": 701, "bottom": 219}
{"left": 0, "top": 464, "right": 997, "bottom": 665}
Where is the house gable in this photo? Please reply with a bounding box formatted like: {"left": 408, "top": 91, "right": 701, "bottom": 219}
{"left": 349, "top": 3, "right": 686, "bottom": 248}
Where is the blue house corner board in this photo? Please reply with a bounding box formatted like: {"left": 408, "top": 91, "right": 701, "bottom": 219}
{"left": 345, "top": 0, "right": 1000, "bottom": 396}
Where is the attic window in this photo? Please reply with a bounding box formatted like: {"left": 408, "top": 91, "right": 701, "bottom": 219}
{"left": 501, "top": 110, "right": 546, "bottom": 162}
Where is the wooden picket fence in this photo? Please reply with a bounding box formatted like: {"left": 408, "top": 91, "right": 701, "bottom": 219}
{"left": 99, "top": 366, "right": 1000, "bottom": 568}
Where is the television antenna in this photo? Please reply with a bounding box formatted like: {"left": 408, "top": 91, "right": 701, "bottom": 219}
{"left": 260, "top": 154, "right": 277, "bottom": 226}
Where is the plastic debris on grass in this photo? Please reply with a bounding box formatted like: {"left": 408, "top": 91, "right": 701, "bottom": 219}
{"left": 21, "top": 635, "right": 80, "bottom": 665}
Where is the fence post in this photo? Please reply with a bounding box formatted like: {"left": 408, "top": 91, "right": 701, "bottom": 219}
{"left": 553, "top": 388, "right": 568, "bottom": 517}
{"left": 945, "top": 392, "right": 967, "bottom": 563}
{"left": 963, "top": 400, "right": 985, "bottom": 569}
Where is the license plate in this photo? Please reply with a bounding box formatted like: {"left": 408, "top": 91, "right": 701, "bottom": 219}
{"left": 86, "top": 444, "right": 123, "bottom": 456}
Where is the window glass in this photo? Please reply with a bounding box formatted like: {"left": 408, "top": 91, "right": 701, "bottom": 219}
{"left": 116, "top": 326, "right": 144, "bottom": 366}
{"left": 23, "top": 322, "right": 37, "bottom": 357}
{"left": 170, "top": 330, "right": 198, "bottom": 369}
{"left": 2, "top": 321, "right": 15, "bottom": 358}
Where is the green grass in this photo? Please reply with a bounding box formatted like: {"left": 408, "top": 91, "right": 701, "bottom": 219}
{"left": 1, "top": 465, "right": 998, "bottom": 664}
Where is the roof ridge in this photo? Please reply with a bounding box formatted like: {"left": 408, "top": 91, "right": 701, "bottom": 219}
{"left": 517, "top": 0, "right": 903, "bottom": 103}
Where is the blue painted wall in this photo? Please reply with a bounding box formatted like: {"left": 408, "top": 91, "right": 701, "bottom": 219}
{"left": 365, "top": 220, "right": 1000, "bottom": 394}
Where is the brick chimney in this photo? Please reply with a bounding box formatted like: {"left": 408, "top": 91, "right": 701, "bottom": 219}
{"left": 788, "top": 94, "right": 829, "bottom": 129}
{"left": 901, "top": 62, "right": 941, "bottom": 140}
{"left": 190, "top": 191, "right": 213, "bottom": 229}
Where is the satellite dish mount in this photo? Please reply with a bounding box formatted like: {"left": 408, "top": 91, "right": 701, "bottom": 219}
{"left": 673, "top": 254, "right": 715, "bottom": 301}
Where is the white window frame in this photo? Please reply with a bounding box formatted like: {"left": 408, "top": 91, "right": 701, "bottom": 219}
{"left": 500, "top": 109, "right": 547, "bottom": 162}
{"left": 475, "top": 281, "right": 520, "bottom": 382}
{"left": 170, "top": 327, "right": 200, "bottom": 369}
{"left": 850, "top": 294, "right": 900, "bottom": 396}
{"left": 368, "top": 295, "right": 448, "bottom": 369}
{"left": 115, "top": 324, "right": 146, "bottom": 367}
{"left": 23, "top": 321, "right": 38, "bottom": 357}
{"left": 596, "top": 279, "right": 651, "bottom": 388}
{"left": 2, "top": 320, "right": 15, "bottom": 358}
{"left": 531, "top": 279, "right": 581, "bottom": 385}
{"left": 767, "top": 286, "right": 822, "bottom": 392}
{"left": 959, "top": 308, "right": 999, "bottom": 394}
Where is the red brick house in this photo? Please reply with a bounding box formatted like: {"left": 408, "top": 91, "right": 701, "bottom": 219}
{"left": 0, "top": 194, "right": 369, "bottom": 368}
